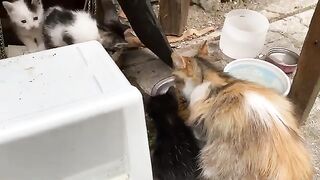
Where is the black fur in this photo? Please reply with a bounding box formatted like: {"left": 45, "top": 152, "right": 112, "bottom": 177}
{"left": 62, "top": 32, "right": 74, "bottom": 45}
{"left": 147, "top": 87, "right": 200, "bottom": 180}
{"left": 23, "top": 0, "right": 37, "bottom": 13}
{"left": 98, "top": 20, "right": 129, "bottom": 40}
{"left": 44, "top": 8, "right": 74, "bottom": 26}
{"left": 33, "top": 38, "right": 37, "bottom": 45}
{"left": 43, "top": 7, "right": 75, "bottom": 49}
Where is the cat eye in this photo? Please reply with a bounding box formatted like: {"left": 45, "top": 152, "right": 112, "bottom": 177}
{"left": 33, "top": 17, "right": 38, "bottom": 21}
{"left": 21, "top": 20, "right": 27, "bottom": 23}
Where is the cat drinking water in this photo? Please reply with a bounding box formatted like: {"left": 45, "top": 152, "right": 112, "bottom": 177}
{"left": 172, "top": 41, "right": 313, "bottom": 180}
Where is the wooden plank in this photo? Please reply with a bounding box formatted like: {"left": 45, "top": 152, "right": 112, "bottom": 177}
{"left": 159, "top": 0, "right": 190, "bottom": 36}
{"left": 288, "top": 2, "right": 320, "bottom": 124}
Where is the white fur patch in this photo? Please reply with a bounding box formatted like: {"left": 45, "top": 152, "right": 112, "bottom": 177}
{"left": 45, "top": 8, "right": 100, "bottom": 47}
{"left": 182, "top": 78, "right": 196, "bottom": 101}
{"left": 67, "top": 12, "right": 100, "bottom": 43}
{"left": 4, "top": 0, "right": 43, "bottom": 30}
{"left": 50, "top": 25, "right": 65, "bottom": 46}
{"left": 3, "top": 0, "right": 44, "bottom": 51}
{"left": 244, "top": 92, "right": 287, "bottom": 130}
{"left": 190, "top": 81, "right": 211, "bottom": 107}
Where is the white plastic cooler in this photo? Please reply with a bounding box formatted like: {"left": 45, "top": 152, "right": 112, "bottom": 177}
{"left": 0, "top": 41, "right": 152, "bottom": 180}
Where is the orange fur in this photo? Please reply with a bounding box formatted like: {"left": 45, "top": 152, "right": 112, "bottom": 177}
{"left": 174, "top": 87, "right": 190, "bottom": 120}
{"left": 171, "top": 41, "right": 314, "bottom": 180}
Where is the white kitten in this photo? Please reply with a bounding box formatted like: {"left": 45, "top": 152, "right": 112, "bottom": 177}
{"left": 43, "top": 6, "right": 101, "bottom": 49}
{"left": 2, "top": 0, "right": 44, "bottom": 52}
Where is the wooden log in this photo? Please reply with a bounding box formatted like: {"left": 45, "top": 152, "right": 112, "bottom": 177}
{"left": 159, "top": 0, "right": 190, "bottom": 36}
{"left": 288, "top": 2, "right": 320, "bottom": 124}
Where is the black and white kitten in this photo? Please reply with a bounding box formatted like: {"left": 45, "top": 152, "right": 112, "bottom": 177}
{"left": 147, "top": 87, "right": 201, "bottom": 180}
{"left": 2, "top": 0, "right": 45, "bottom": 52}
{"left": 43, "top": 6, "right": 101, "bottom": 49}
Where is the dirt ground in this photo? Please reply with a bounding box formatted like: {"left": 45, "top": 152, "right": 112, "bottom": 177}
{"left": 187, "top": 0, "right": 274, "bottom": 29}
{"left": 153, "top": 0, "right": 274, "bottom": 37}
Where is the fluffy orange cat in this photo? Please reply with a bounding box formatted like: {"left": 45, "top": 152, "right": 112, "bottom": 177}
{"left": 171, "top": 41, "right": 313, "bottom": 180}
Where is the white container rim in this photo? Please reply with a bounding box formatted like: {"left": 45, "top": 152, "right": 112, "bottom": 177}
{"left": 224, "top": 58, "right": 291, "bottom": 96}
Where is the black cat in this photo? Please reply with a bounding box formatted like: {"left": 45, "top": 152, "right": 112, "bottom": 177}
{"left": 146, "top": 87, "right": 200, "bottom": 180}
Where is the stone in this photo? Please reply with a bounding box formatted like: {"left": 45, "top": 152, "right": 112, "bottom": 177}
{"left": 290, "top": 33, "right": 307, "bottom": 49}
{"left": 268, "top": 14, "right": 308, "bottom": 49}
{"left": 302, "top": 95, "right": 320, "bottom": 180}
{"left": 265, "top": 31, "right": 283, "bottom": 44}
{"left": 269, "top": 16, "right": 308, "bottom": 37}
{"left": 265, "top": 0, "right": 317, "bottom": 14}
{"left": 295, "top": 9, "right": 315, "bottom": 27}
{"left": 260, "top": 10, "right": 280, "bottom": 21}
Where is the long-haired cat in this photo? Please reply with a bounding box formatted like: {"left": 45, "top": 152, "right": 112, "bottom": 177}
{"left": 146, "top": 87, "right": 201, "bottom": 180}
{"left": 171, "top": 41, "right": 313, "bottom": 180}
{"left": 2, "top": 0, "right": 44, "bottom": 52}
{"left": 42, "top": 6, "right": 101, "bottom": 49}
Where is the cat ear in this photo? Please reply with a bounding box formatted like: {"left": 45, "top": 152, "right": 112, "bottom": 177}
{"left": 2, "top": 1, "right": 13, "bottom": 13}
{"left": 197, "top": 40, "right": 209, "bottom": 57}
{"left": 171, "top": 52, "right": 186, "bottom": 69}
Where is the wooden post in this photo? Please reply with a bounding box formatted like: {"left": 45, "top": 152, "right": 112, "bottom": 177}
{"left": 289, "top": 2, "right": 320, "bottom": 124}
{"left": 159, "top": 0, "right": 190, "bottom": 36}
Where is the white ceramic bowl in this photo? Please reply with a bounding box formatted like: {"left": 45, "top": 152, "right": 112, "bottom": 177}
{"left": 219, "top": 9, "right": 269, "bottom": 59}
{"left": 224, "top": 58, "right": 291, "bottom": 96}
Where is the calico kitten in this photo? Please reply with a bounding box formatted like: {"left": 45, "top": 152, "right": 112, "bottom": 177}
{"left": 147, "top": 87, "right": 200, "bottom": 180}
{"left": 43, "top": 6, "right": 101, "bottom": 49}
{"left": 2, "top": 0, "right": 44, "bottom": 52}
{"left": 171, "top": 41, "right": 313, "bottom": 180}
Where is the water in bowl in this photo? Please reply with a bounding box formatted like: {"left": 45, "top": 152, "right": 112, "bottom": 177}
{"left": 228, "top": 64, "right": 284, "bottom": 94}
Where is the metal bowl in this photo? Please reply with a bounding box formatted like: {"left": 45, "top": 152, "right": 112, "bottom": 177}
{"left": 265, "top": 47, "right": 299, "bottom": 74}
{"left": 151, "top": 76, "right": 175, "bottom": 96}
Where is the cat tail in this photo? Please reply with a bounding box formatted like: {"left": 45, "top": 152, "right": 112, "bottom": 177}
{"left": 244, "top": 91, "right": 314, "bottom": 180}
